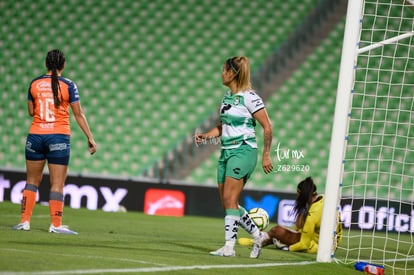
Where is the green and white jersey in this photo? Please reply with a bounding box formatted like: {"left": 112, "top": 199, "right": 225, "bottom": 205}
{"left": 219, "top": 90, "right": 265, "bottom": 149}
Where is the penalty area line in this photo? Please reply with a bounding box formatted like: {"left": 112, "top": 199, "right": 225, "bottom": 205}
{"left": 0, "top": 261, "right": 317, "bottom": 274}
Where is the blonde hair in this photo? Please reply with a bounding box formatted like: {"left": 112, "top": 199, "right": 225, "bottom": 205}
{"left": 225, "top": 56, "right": 252, "bottom": 91}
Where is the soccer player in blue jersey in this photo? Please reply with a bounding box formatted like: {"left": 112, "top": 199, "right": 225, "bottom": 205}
{"left": 196, "top": 56, "right": 273, "bottom": 258}
{"left": 12, "top": 49, "right": 96, "bottom": 234}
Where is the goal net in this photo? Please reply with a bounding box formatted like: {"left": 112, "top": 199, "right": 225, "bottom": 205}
{"left": 318, "top": 0, "right": 414, "bottom": 273}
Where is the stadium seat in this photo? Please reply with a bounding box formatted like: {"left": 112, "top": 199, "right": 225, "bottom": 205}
{"left": 0, "top": 0, "right": 370, "bottom": 194}
{"left": 186, "top": 17, "right": 346, "bottom": 190}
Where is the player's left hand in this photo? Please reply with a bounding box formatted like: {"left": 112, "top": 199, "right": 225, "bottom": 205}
{"left": 262, "top": 155, "right": 273, "bottom": 174}
{"left": 88, "top": 138, "right": 97, "bottom": 155}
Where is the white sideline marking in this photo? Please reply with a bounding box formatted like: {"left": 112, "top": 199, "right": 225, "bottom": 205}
{"left": 0, "top": 261, "right": 317, "bottom": 275}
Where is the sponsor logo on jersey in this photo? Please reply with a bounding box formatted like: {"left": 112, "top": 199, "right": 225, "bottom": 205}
{"left": 36, "top": 81, "right": 51, "bottom": 91}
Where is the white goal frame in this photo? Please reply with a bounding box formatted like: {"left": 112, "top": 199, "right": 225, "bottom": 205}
{"left": 317, "top": 0, "right": 414, "bottom": 262}
{"left": 317, "top": 0, "right": 364, "bottom": 262}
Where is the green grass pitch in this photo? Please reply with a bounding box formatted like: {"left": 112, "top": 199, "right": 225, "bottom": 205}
{"left": 0, "top": 201, "right": 387, "bottom": 274}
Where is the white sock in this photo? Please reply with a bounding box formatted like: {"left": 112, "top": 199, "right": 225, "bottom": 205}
{"left": 225, "top": 215, "right": 239, "bottom": 249}
{"left": 239, "top": 209, "right": 260, "bottom": 237}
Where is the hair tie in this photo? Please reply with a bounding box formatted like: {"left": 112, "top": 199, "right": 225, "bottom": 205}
{"left": 229, "top": 59, "right": 239, "bottom": 74}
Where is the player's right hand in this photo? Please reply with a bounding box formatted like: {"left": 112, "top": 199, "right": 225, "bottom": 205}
{"left": 194, "top": 134, "right": 205, "bottom": 146}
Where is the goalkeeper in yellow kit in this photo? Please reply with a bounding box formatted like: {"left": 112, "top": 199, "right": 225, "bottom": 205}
{"left": 240, "top": 177, "right": 342, "bottom": 254}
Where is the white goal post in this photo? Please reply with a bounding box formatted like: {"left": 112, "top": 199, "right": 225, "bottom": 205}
{"left": 317, "top": 0, "right": 364, "bottom": 262}
{"left": 318, "top": 0, "right": 414, "bottom": 268}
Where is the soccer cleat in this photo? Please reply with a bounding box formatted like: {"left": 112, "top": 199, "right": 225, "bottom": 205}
{"left": 209, "top": 246, "right": 236, "bottom": 257}
{"left": 12, "top": 221, "right": 30, "bottom": 231}
{"left": 49, "top": 224, "right": 78, "bottom": 235}
{"left": 250, "top": 232, "right": 267, "bottom": 258}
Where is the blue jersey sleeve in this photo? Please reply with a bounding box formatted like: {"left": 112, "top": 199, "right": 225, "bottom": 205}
{"left": 68, "top": 81, "right": 80, "bottom": 103}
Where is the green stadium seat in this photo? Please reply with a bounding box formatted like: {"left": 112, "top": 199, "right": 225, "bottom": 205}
{"left": 2, "top": 0, "right": 337, "bottom": 189}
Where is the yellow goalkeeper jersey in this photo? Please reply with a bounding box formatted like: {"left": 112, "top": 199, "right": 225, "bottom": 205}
{"left": 289, "top": 195, "right": 342, "bottom": 253}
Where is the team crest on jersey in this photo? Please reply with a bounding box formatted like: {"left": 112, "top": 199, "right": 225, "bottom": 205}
{"left": 233, "top": 96, "right": 240, "bottom": 106}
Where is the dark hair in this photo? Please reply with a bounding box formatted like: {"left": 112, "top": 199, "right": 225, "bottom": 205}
{"left": 45, "top": 49, "right": 65, "bottom": 107}
{"left": 293, "top": 177, "right": 317, "bottom": 229}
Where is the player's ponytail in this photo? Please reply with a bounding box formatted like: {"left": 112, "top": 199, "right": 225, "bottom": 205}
{"left": 46, "top": 49, "right": 65, "bottom": 108}
{"left": 293, "top": 177, "right": 317, "bottom": 229}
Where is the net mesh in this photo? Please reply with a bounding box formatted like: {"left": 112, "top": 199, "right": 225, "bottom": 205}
{"left": 337, "top": 1, "right": 414, "bottom": 273}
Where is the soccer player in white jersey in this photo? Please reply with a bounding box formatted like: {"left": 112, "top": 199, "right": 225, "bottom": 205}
{"left": 196, "top": 56, "right": 273, "bottom": 258}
